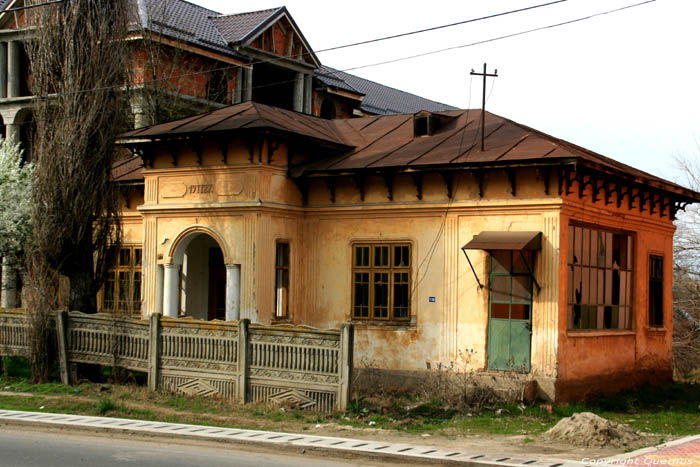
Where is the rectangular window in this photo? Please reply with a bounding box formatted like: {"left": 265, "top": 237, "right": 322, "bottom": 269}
{"left": 274, "top": 242, "right": 290, "bottom": 319}
{"left": 567, "top": 225, "right": 633, "bottom": 330}
{"left": 649, "top": 255, "right": 663, "bottom": 327}
{"left": 352, "top": 243, "right": 411, "bottom": 321}
{"left": 101, "top": 245, "right": 142, "bottom": 317}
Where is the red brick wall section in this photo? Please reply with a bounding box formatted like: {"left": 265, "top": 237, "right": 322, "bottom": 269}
{"left": 130, "top": 43, "right": 235, "bottom": 102}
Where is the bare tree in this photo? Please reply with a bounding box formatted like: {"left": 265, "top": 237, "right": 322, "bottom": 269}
{"left": 129, "top": 1, "right": 232, "bottom": 127}
{"left": 25, "top": 0, "right": 130, "bottom": 315}
{"left": 672, "top": 155, "right": 700, "bottom": 376}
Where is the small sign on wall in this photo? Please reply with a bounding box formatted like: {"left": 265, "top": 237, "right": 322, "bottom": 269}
{"left": 428, "top": 296, "right": 436, "bottom": 303}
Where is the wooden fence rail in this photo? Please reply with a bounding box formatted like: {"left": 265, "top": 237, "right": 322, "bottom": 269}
{"left": 0, "top": 309, "right": 353, "bottom": 412}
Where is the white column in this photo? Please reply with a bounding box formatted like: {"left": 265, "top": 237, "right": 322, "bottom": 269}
{"left": 154, "top": 264, "right": 164, "bottom": 316}
{"left": 303, "top": 73, "right": 312, "bottom": 114}
{"left": 5, "top": 123, "right": 18, "bottom": 143}
{"left": 225, "top": 264, "right": 240, "bottom": 321}
{"left": 0, "top": 42, "right": 7, "bottom": 99}
{"left": 243, "top": 67, "right": 253, "bottom": 101}
{"left": 7, "top": 41, "right": 20, "bottom": 98}
{"left": 163, "top": 264, "right": 179, "bottom": 318}
{"left": 234, "top": 68, "right": 243, "bottom": 104}
{"left": 293, "top": 72, "right": 304, "bottom": 112}
{"left": 1, "top": 257, "right": 17, "bottom": 309}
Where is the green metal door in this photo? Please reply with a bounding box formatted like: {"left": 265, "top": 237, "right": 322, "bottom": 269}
{"left": 487, "top": 250, "right": 532, "bottom": 372}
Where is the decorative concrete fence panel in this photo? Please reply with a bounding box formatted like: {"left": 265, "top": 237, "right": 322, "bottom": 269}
{"left": 65, "top": 312, "right": 149, "bottom": 373}
{"left": 156, "top": 317, "right": 240, "bottom": 399}
{"left": 0, "top": 310, "right": 30, "bottom": 358}
{"left": 0, "top": 310, "right": 353, "bottom": 412}
{"left": 248, "top": 324, "right": 353, "bottom": 413}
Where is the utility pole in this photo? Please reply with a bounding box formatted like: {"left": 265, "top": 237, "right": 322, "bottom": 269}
{"left": 470, "top": 63, "right": 498, "bottom": 151}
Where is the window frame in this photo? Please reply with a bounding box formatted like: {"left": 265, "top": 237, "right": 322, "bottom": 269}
{"left": 274, "top": 240, "right": 290, "bottom": 320}
{"left": 567, "top": 223, "right": 635, "bottom": 331}
{"left": 648, "top": 254, "right": 664, "bottom": 327}
{"left": 351, "top": 242, "right": 412, "bottom": 323}
{"left": 101, "top": 245, "right": 142, "bottom": 317}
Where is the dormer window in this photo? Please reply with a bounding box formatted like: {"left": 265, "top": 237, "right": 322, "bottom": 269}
{"left": 414, "top": 112, "right": 454, "bottom": 137}
{"left": 414, "top": 115, "right": 431, "bottom": 137}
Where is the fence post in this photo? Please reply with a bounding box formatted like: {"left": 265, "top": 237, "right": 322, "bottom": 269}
{"left": 56, "top": 310, "right": 70, "bottom": 385}
{"left": 238, "top": 318, "right": 249, "bottom": 404}
{"left": 338, "top": 322, "right": 354, "bottom": 411}
{"left": 148, "top": 313, "right": 161, "bottom": 392}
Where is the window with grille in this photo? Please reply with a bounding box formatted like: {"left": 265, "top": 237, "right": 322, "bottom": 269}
{"left": 102, "top": 246, "right": 142, "bottom": 317}
{"left": 274, "top": 241, "right": 290, "bottom": 319}
{"left": 567, "top": 225, "right": 633, "bottom": 330}
{"left": 649, "top": 255, "right": 663, "bottom": 327}
{"left": 352, "top": 243, "right": 411, "bottom": 321}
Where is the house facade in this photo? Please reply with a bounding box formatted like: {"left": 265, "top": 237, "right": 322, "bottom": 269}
{"left": 0, "top": 0, "right": 697, "bottom": 401}
{"left": 117, "top": 102, "right": 700, "bottom": 401}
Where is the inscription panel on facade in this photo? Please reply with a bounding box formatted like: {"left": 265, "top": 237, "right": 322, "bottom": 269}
{"left": 158, "top": 174, "right": 247, "bottom": 202}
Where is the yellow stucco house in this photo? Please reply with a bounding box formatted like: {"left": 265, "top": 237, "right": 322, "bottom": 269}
{"left": 114, "top": 101, "right": 700, "bottom": 401}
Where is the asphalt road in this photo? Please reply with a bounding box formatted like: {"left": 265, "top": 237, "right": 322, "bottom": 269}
{"left": 0, "top": 427, "right": 395, "bottom": 467}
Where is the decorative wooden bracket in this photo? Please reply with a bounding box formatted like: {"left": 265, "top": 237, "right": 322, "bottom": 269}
{"left": 536, "top": 168, "right": 549, "bottom": 195}
{"left": 293, "top": 178, "right": 309, "bottom": 206}
{"left": 353, "top": 175, "right": 366, "bottom": 202}
{"left": 617, "top": 185, "right": 629, "bottom": 208}
{"left": 640, "top": 191, "right": 651, "bottom": 213}
{"left": 505, "top": 168, "right": 516, "bottom": 197}
{"left": 474, "top": 170, "right": 485, "bottom": 198}
{"left": 558, "top": 168, "right": 573, "bottom": 196}
{"left": 382, "top": 173, "right": 395, "bottom": 201}
{"left": 324, "top": 178, "right": 337, "bottom": 203}
{"left": 217, "top": 139, "right": 229, "bottom": 164}
{"left": 192, "top": 138, "right": 204, "bottom": 166}
{"left": 247, "top": 140, "right": 256, "bottom": 164}
{"left": 440, "top": 172, "right": 454, "bottom": 199}
{"left": 411, "top": 173, "right": 423, "bottom": 200}
{"left": 267, "top": 140, "right": 281, "bottom": 164}
{"left": 167, "top": 142, "right": 180, "bottom": 167}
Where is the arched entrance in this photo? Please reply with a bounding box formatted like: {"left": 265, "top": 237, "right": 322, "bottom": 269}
{"left": 162, "top": 228, "right": 240, "bottom": 321}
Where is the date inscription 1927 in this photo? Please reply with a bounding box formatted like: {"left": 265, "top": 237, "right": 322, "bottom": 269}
{"left": 187, "top": 184, "right": 214, "bottom": 194}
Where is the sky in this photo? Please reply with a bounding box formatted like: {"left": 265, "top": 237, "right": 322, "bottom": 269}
{"left": 193, "top": 0, "right": 699, "bottom": 185}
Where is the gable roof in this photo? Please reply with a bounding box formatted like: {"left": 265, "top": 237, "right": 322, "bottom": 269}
{"left": 209, "top": 7, "right": 283, "bottom": 45}
{"left": 210, "top": 6, "right": 320, "bottom": 67}
{"left": 131, "top": 0, "right": 240, "bottom": 57}
{"left": 117, "top": 101, "right": 700, "bottom": 201}
{"left": 315, "top": 66, "right": 458, "bottom": 115}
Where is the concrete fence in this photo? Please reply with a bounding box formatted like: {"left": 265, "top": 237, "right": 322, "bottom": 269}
{"left": 0, "top": 309, "right": 353, "bottom": 412}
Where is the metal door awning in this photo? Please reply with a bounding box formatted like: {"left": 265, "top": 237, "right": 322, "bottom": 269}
{"left": 461, "top": 231, "right": 542, "bottom": 291}
{"left": 462, "top": 231, "right": 542, "bottom": 251}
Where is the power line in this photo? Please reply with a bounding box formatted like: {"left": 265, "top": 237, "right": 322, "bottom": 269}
{"left": 315, "top": 0, "right": 570, "bottom": 53}
{"left": 340, "top": 0, "right": 656, "bottom": 73}
{"left": 12, "top": 0, "right": 654, "bottom": 123}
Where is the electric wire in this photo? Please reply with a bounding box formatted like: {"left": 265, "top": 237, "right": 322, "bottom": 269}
{"left": 340, "top": 0, "right": 655, "bottom": 73}
{"left": 315, "top": 0, "right": 569, "bottom": 53}
{"left": 7, "top": 0, "right": 654, "bottom": 127}
{"left": 18, "top": 0, "right": 654, "bottom": 104}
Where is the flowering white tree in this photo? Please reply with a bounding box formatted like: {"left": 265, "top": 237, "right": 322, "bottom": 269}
{"left": 0, "top": 137, "right": 34, "bottom": 266}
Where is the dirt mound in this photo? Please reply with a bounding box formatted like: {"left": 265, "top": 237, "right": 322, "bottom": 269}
{"left": 544, "top": 412, "right": 641, "bottom": 447}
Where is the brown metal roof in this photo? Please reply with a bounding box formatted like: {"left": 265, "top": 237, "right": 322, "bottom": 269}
{"left": 462, "top": 231, "right": 542, "bottom": 251}
{"left": 119, "top": 101, "right": 351, "bottom": 149}
{"left": 113, "top": 156, "right": 144, "bottom": 182}
{"left": 115, "top": 102, "right": 700, "bottom": 201}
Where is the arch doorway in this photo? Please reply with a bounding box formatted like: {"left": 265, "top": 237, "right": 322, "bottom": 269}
{"left": 163, "top": 230, "right": 239, "bottom": 321}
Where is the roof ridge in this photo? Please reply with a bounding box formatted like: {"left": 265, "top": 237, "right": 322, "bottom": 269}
{"left": 209, "top": 6, "right": 284, "bottom": 19}
{"left": 164, "top": 0, "right": 221, "bottom": 16}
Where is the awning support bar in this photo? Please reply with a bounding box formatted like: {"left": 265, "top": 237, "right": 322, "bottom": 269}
{"left": 462, "top": 248, "right": 484, "bottom": 289}
{"left": 519, "top": 250, "right": 541, "bottom": 294}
